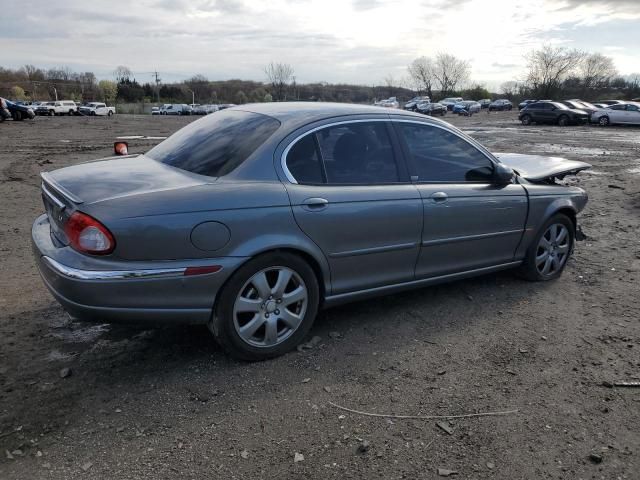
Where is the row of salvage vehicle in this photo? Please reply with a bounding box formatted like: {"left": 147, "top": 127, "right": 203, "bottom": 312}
{"left": 517, "top": 99, "right": 640, "bottom": 126}
{"left": 377, "top": 96, "right": 514, "bottom": 116}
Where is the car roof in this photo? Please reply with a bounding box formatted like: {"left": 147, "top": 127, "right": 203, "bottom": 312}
{"left": 233, "top": 101, "right": 426, "bottom": 127}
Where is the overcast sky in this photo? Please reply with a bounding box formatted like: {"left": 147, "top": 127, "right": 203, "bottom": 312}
{"left": 3, "top": 0, "right": 639, "bottom": 89}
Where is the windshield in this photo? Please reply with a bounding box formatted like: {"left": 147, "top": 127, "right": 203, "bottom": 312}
{"left": 146, "top": 110, "right": 280, "bottom": 177}
{"left": 551, "top": 102, "right": 569, "bottom": 110}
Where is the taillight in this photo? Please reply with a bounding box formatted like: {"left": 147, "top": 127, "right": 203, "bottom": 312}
{"left": 64, "top": 212, "right": 115, "bottom": 255}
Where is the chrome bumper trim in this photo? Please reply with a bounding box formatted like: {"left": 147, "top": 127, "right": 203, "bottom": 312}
{"left": 42, "top": 256, "right": 186, "bottom": 280}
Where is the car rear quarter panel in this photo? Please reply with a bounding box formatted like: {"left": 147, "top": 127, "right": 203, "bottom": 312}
{"left": 516, "top": 183, "right": 588, "bottom": 258}
{"left": 82, "top": 180, "right": 332, "bottom": 293}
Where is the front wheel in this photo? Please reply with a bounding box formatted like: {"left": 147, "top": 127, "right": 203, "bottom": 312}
{"left": 558, "top": 115, "right": 569, "bottom": 126}
{"left": 598, "top": 116, "right": 610, "bottom": 126}
{"left": 519, "top": 214, "right": 574, "bottom": 281}
{"left": 107, "top": 111, "right": 113, "bottom": 116}
{"left": 209, "top": 252, "right": 320, "bottom": 361}
{"left": 521, "top": 115, "right": 531, "bottom": 125}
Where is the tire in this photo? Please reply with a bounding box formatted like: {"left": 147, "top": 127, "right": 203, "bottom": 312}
{"left": 108, "top": 111, "right": 113, "bottom": 116}
{"left": 521, "top": 115, "right": 531, "bottom": 125}
{"left": 90, "top": 111, "right": 96, "bottom": 116}
{"left": 209, "top": 252, "right": 320, "bottom": 361}
{"left": 48, "top": 110, "right": 54, "bottom": 116}
{"left": 558, "top": 115, "right": 569, "bottom": 126}
{"left": 68, "top": 110, "right": 74, "bottom": 116}
{"left": 519, "top": 214, "right": 574, "bottom": 282}
{"left": 598, "top": 116, "right": 610, "bottom": 126}
{"left": 440, "top": 110, "right": 445, "bottom": 116}
{"left": 12, "top": 111, "right": 22, "bottom": 121}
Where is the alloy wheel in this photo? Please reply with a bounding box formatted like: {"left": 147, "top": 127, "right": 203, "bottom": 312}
{"left": 535, "top": 224, "right": 570, "bottom": 277}
{"left": 233, "top": 267, "right": 308, "bottom": 348}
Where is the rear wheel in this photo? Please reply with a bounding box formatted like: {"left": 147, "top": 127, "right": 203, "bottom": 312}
{"left": 598, "top": 116, "right": 610, "bottom": 126}
{"left": 521, "top": 114, "right": 531, "bottom": 125}
{"left": 209, "top": 252, "right": 320, "bottom": 361}
{"left": 12, "top": 111, "right": 22, "bottom": 121}
{"left": 108, "top": 111, "right": 113, "bottom": 116}
{"left": 48, "top": 110, "right": 54, "bottom": 116}
{"left": 519, "top": 214, "right": 574, "bottom": 281}
{"left": 68, "top": 110, "right": 74, "bottom": 116}
{"left": 558, "top": 115, "right": 569, "bottom": 126}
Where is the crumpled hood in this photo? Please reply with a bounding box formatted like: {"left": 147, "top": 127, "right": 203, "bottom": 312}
{"left": 493, "top": 152, "right": 591, "bottom": 181}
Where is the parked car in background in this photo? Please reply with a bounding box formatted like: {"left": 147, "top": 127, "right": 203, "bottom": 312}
{"left": 591, "top": 102, "right": 640, "bottom": 126}
{"left": 453, "top": 101, "right": 481, "bottom": 116}
{"left": 32, "top": 102, "right": 590, "bottom": 360}
{"left": 489, "top": 99, "right": 513, "bottom": 111}
{"left": 440, "top": 97, "right": 463, "bottom": 110}
{"left": 78, "top": 102, "right": 115, "bottom": 116}
{"left": 478, "top": 99, "right": 491, "bottom": 109}
{"left": 5, "top": 100, "right": 36, "bottom": 120}
{"left": 217, "top": 104, "right": 237, "bottom": 110}
{"left": 35, "top": 100, "right": 78, "bottom": 116}
{"left": 518, "top": 99, "right": 537, "bottom": 110}
{"left": 416, "top": 101, "right": 446, "bottom": 116}
{"left": 596, "top": 100, "right": 625, "bottom": 106}
{"left": 561, "top": 100, "right": 595, "bottom": 116}
{"left": 193, "top": 104, "right": 219, "bottom": 115}
{"left": 518, "top": 101, "right": 589, "bottom": 126}
{"left": 374, "top": 97, "right": 399, "bottom": 109}
{"left": 160, "top": 104, "right": 192, "bottom": 115}
{"left": 593, "top": 103, "right": 609, "bottom": 109}
{"left": 404, "top": 96, "right": 430, "bottom": 111}
{"left": 151, "top": 106, "right": 160, "bottom": 115}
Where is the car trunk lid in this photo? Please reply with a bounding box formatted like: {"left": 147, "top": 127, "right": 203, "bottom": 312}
{"left": 40, "top": 154, "right": 212, "bottom": 244}
{"left": 493, "top": 152, "right": 591, "bottom": 182}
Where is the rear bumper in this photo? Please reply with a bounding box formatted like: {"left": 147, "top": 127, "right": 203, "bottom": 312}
{"left": 32, "top": 214, "right": 246, "bottom": 325}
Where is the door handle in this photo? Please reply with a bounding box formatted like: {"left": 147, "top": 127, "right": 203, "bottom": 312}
{"left": 302, "top": 197, "right": 329, "bottom": 211}
{"left": 431, "top": 192, "right": 448, "bottom": 203}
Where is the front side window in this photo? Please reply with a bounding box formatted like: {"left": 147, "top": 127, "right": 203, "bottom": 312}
{"left": 610, "top": 104, "right": 626, "bottom": 110}
{"left": 397, "top": 123, "right": 494, "bottom": 183}
{"left": 316, "top": 122, "right": 400, "bottom": 184}
{"left": 147, "top": 110, "right": 280, "bottom": 177}
{"left": 626, "top": 104, "right": 638, "bottom": 111}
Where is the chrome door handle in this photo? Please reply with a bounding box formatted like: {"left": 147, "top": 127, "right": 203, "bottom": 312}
{"left": 302, "top": 197, "right": 329, "bottom": 211}
{"left": 431, "top": 192, "right": 448, "bottom": 203}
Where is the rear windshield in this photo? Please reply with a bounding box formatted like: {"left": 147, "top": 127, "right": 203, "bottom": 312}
{"left": 146, "top": 110, "right": 280, "bottom": 177}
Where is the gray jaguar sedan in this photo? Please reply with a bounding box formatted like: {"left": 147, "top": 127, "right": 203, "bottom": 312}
{"left": 32, "top": 103, "right": 589, "bottom": 360}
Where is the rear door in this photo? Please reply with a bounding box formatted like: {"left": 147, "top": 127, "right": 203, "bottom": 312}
{"left": 281, "top": 120, "right": 423, "bottom": 295}
{"left": 623, "top": 104, "right": 640, "bottom": 124}
{"left": 608, "top": 104, "right": 627, "bottom": 124}
{"left": 394, "top": 120, "right": 528, "bottom": 278}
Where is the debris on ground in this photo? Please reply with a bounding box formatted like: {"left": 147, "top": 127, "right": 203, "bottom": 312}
{"left": 356, "top": 440, "right": 370, "bottom": 454}
{"left": 294, "top": 452, "right": 304, "bottom": 463}
{"left": 436, "top": 421, "right": 454, "bottom": 435}
{"left": 589, "top": 453, "right": 603, "bottom": 464}
{"left": 59, "top": 367, "right": 72, "bottom": 378}
{"left": 297, "top": 336, "right": 322, "bottom": 351}
{"left": 437, "top": 467, "right": 458, "bottom": 476}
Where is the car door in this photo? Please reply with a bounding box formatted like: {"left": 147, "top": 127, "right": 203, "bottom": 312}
{"left": 393, "top": 120, "right": 528, "bottom": 278}
{"left": 624, "top": 104, "right": 640, "bottom": 124}
{"left": 281, "top": 120, "right": 423, "bottom": 295}
{"left": 607, "top": 104, "right": 626, "bottom": 124}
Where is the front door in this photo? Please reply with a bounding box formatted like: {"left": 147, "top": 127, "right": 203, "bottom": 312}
{"left": 394, "top": 120, "right": 528, "bottom": 278}
{"left": 281, "top": 120, "right": 423, "bottom": 294}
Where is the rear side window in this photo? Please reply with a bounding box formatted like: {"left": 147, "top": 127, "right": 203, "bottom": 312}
{"left": 316, "top": 122, "right": 400, "bottom": 184}
{"left": 286, "top": 134, "right": 324, "bottom": 184}
{"left": 397, "top": 123, "right": 494, "bottom": 182}
{"left": 147, "top": 110, "right": 280, "bottom": 177}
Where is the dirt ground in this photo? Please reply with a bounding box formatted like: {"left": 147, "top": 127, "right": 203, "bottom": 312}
{"left": 0, "top": 110, "right": 638, "bottom": 480}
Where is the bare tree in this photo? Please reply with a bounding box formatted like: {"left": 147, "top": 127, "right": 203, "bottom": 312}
{"left": 407, "top": 56, "right": 435, "bottom": 99}
{"left": 500, "top": 81, "right": 519, "bottom": 97}
{"left": 264, "top": 62, "right": 294, "bottom": 101}
{"left": 525, "top": 46, "right": 584, "bottom": 98}
{"left": 433, "top": 53, "right": 470, "bottom": 96}
{"left": 383, "top": 74, "right": 396, "bottom": 97}
{"left": 579, "top": 53, "right": 617, "bottom": 93}
{"left": 113, "top": 65, "right": 133, "bottom": 83}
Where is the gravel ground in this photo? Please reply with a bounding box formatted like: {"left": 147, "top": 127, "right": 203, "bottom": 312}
{"left": 0, "top": 110, "right": 638, "bottom": 479}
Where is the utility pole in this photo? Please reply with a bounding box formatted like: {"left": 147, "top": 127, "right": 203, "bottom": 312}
{"left": 153, "top": 71, "right": 161, "bottom": 105}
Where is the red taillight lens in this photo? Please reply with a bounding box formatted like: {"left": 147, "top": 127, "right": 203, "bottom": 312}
{"left": 64, "top": 212, "right": 115, "bottom": 255}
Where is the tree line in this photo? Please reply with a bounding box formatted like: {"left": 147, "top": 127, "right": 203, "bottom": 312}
{"left": 1, "top": 48, "right": 638, "bottom": 107}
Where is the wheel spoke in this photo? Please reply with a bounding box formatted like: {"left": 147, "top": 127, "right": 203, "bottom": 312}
{"left": 264, "top": 319, "right": 278, "bottom": 345}
{"left": 556, "top": 226, "right": 567, "bottom": 243}
{"left": 539, "top": 236, "right": 551, "bottom": 249}
{"left": 536, "top": 251, "right": 549, "bottom": 266}
{"left": 282, "top": 286, "right": 306, "bottom": 306}
{"left": 272, "top": 269, "right": 293, "bottom": 297}
{"left": 239, "top": 315, "right": 264, "bottom": 338}
{"left": 549, "top": 224, "right": 558, "bottom": 241}
{"left": 251, "top": 272, "right": 271, "bottom": 300}
{"left": 235, "top": 297, "right": 262, "bottom": 313}
{"left": 279, "top": 309, "right": 303, "bottom": 330}
{"left": 557, "top": 244, "right": 569, "bottom": 254}
{"left": 541, "top": 257, "right": 552, "bottom": 275}
{"left": 551, "top": 255, "right": 560, "bottom": 271}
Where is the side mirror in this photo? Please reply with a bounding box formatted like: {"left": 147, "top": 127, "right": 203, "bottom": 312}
{"left": 494, "top": 163, "right": 514, "bottom": 185}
